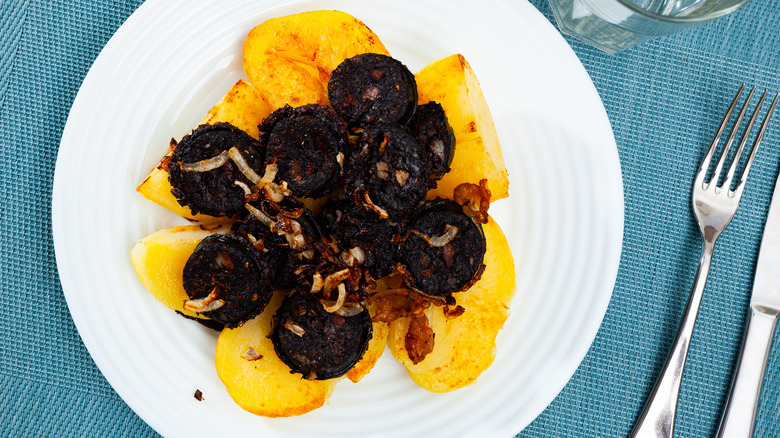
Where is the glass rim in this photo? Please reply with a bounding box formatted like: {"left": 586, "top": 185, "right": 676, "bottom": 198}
{"left": 615, "top": 0, "right": 752, "bottom": 23}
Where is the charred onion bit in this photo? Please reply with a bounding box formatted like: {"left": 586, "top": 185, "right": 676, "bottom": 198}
{"left": 370, "top": 289, "right": 430, "bottom": 323}
{"left": 259, "top": 104, "right": 348, "bottom": 198}
{"left": 407, "top": 102, "right": 455, "bottom": 186}
{"left": 397, "top": 200, "right": 486, "bottom": 296}
{"left": 317, "top": 199, "right": 400, "bottom": 279}
{"left": 443, "top": 304, "right": 466, "bottom": 320}
{"left": 271, "top": 291, "right": 372, "bottom": 380}
{"left": 328, "top": 53, "right": 417, "bottom": 128}
{"left": 168, "top": 123, "right": 265, "bottom": 217}
{"left": 405, "top": 312, "right": 435, "bottom": 364}
{"left": 453, "top": 179, "right": 492, "bottom": 224}
{"left": 232, "top": 199, "right": 322, "bottom": 290}
{"left": 182, "top": 234, "right": 273, "bottom": 327}
{"left": 345, "top": 124, "right": 431, "bottom": 222}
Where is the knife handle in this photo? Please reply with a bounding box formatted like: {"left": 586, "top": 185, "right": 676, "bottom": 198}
{"left": 716, "top": 307, "right": 779, "bottom": 438}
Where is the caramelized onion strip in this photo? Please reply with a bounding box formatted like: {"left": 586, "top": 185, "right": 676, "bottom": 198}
{"left": 412, "top": 224, "right": 459, "bottom": 248}
{"left": 180, "top": 150, "right": 229, "bottom": 172}
{"left": 228, "top": 147, "right": 263, "bottom": 184}
{"left": 321, "top": 283, "right": 347, "bottom": 313}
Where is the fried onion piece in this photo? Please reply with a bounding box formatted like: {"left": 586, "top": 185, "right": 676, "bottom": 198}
{"left": 453, "top": 179, "right": 491, "bottom": 224}
{"left": 443, "top": 304, "right": 466, "bottom": 320}
{"left": 405, "top": 312, "right": 435, "bottom": 364}
{"left": 370, "top": 290, "right": 429, "bottom": 323}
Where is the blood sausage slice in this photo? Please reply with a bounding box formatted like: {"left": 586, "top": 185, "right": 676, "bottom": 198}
{"left": 397, "top": 200, "right": 486, "bottom": 296}
{"left": 271, "top": 291, "right": 373, "bottom": 380}
{"left": 259, "top": 104, "right": 348, "bottom": 199}
{"left": 328, "top": 53, "right": 417, "bottom": 128}
{"left": 182, "top": 234, "right": 273, "bottom": 327}
{"left": 169, "top": 123, "right": 265, "bottom": 217}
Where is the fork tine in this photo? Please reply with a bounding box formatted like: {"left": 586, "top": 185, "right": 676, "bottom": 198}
{"left": 732, "top": 92, "right": 779, "bottom": 198}
{"left": 712, "top": 86, "right": 755, "bottom": 189}
{"left": 698, "top": 84, "right": 744, "bottom": 188}
{"left": 723, "top": 90, "right": 767, "bottom": 191}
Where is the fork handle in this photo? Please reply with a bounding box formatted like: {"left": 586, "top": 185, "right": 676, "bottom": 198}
{"left": 629, "top": 240, "right": 714, "bottom": 438}
{"left": 716, "top": 307, "right": 779, "bottom": 438}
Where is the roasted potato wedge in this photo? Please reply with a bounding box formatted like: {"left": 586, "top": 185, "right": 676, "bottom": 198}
{"left": 416, "top": 54, "right": 509, "bottom": 201}
{"left": 136, "top": 80, "right": 271, "bottom": 221}
{"left": 130, "top": 225, "right": 229, "bottom": 319}
{"left": 197, "top": 79, "right": 273, "bottom": 139}
{"left": 216, "top": 291, "right": 338, "bottom": 417}
{"left": 387, "top": 217, "right": 515, "bottom": 392}
{"left": 243, "top": 10, "right": 390, "bottom": 109}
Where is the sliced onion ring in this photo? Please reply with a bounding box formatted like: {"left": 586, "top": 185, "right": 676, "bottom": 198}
{"left": 283, "top": 322, "right": 305, "bottom": 337}
{"left": 180, "top": 150, "right": 229, "bottom": 172}
{"left": 334, "top": 303, "right": 364, "bottom": 317}
{"left": 321, "top": 283, "right": 347, "bottom": 313}
{"left": 228, "top": 147, "right": 263, "bottom": 184}
{"left": 264, "top": 182, "right": 289, "bottom": 202}
{"left": 245, "top": 203, "right": 275, "bottom": 228}
{"left": 362, "top": 191, "right": 389, "bottom": 219}
{"left": 323, "top": 269, "right": 351, "bottom": 295}
{"left": 255, "top": 162, "right": 278, "bottom": 189}
{"left": 310, "top": 272, "right": 324, "bottom": 293}
{"left": 234, "top": 180, "right": 252, "bottom": 196}
{"left": 183, "top": 287, "right": 224, "bottom": 312}
{"left": 349, "top": 246, "right": 366, "bottom": 264}
{"left": 412, "top": 224, "right": 459, "bottom": 247}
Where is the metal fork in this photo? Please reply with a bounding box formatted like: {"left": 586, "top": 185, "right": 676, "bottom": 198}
{"left": 630, "top": 85, "right": 772, "bottom": 438}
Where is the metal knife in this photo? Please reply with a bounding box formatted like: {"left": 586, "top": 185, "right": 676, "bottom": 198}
{"left": 717, "top": 93, "right": 780, "bottom": 438}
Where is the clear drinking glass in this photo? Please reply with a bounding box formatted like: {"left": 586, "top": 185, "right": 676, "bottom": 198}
{"left": 548, "top": 0, "right": 752, "bottom": 54}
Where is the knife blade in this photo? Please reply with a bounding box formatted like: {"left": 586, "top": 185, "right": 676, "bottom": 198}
{"left": 751, "top": 176, "right": 780, "bottom": 311}
{"left": 717, "top": 93, "right": 779, "bottom": 438}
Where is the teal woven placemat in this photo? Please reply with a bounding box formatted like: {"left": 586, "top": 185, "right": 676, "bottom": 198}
{"left": 2, "top": 1, "right": 779, "bottom": 437}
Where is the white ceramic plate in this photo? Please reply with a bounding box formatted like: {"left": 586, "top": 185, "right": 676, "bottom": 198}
{"left": 52, "top": 0, "right": 623, "bottom": 436}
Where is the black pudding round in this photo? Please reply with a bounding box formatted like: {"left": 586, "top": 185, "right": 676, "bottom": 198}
{"left": 398, "top": 200, "right": 486, "bottom": 296}
{"left": 232, "top": 199, "right": 322, "bottom": 290}
{"left": 168, "top": 122, "right": 265, "bottom": 217}
{"left": 318, "top": 199, "right": 399, "bottom": 279}
{"left": 259, "top": 104, "right": 348, "bottom": 199}
{"left": 328, "top": 53, "right": 417, "bottom": 128}
{"left": 407, "top": 102, "right": 456, "bottom": 186}
{"left": 345, "top": 123, "right": 431, "bottom": 222}
{"left": 271, "top": 291, "right": 372, "bottom": 380}
{"left": 182, "top": 233, "right": 273, "bottom": 327}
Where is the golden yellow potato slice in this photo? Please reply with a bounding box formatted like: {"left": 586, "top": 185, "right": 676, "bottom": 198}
{"left": 136, "top": 80, "right": 271, "bottom": 221}
{"left": 216, "top": 291, "right": 338, "bottom": 417}
{"left": 346, "top": 317, "right": 388, "bottom": 383}
{"left": 136, "top": 161, "right": 216, "bottom": 222}
{"left": 416, "top": 54, "right": 509, "bottom": 201}
{"left": 130, "top": 224, "right": 228, "bottom": 319}
{"left": 197, "top": 79, "right": 273, "bottom": 139}
{"left": 387, "top": 217, "right": 515, "bottom": 392}
{"left": 243, "top": 10, "right": 390, "bottom": 109}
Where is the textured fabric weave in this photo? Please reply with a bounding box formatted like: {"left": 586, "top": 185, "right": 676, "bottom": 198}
{"left": 1, "top": 1, "right": 779, "bottom": 437}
